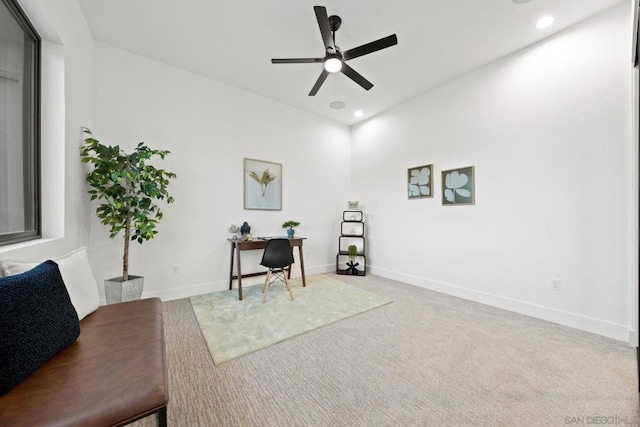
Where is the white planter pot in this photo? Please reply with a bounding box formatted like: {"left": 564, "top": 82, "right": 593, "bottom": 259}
{"left": 104, "top": 275, "right": 144, "bottom": 304}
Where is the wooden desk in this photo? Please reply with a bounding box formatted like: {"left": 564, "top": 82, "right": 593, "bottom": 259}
{"left": 228, "top": 237, "right": 307, "bottom": 300}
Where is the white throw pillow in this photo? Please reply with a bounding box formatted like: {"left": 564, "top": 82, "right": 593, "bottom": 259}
{"left": 0, "top": 247, "right": 100, "bottom": 320}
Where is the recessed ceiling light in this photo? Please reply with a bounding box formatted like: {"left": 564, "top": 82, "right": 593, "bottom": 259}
{"left": 329, "top": 101, "right": 346, "bottom": 110}
{"left": 355, "top": 110, "right": 363, "bottom": 118}
{"left": 536, "top": 15, "right": 554, "bottom": 29}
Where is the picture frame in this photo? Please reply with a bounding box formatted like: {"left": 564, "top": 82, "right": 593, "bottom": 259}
{"left": 408, "top": 164, "right": 433, "bottom": 199}
{"left": 244, "top": 158, "right": 282, "bottom": 210}
{"left": 441, "top": 166, "right": 475, "bottom": 206}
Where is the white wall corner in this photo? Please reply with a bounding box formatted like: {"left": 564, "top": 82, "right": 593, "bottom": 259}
{"left": 629, "top": 329, "right": 638, "bottom": 347}
{"left": 371, "top": 266, "right": 633, "bottom": 343}
{"left": 631, "top": 65, "right": 639, "bottom": 349}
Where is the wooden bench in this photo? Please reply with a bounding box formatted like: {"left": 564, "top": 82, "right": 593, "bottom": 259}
{"left": 0, "top": 298, "right": 169, "bottom": 426}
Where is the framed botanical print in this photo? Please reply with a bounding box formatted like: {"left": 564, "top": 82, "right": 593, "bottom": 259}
{"left": 244, "top": 158, "right": 282, "bottom": 210}
{"left": 442, "top": 166, "right": 475, "bottom": 206}
{"left": 408, "top": 164, "right": 433, "bottom": 199}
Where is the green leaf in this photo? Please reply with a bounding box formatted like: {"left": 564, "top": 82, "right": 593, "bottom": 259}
{"left": 79, "top": 127, "right": 176, "bottom": 275}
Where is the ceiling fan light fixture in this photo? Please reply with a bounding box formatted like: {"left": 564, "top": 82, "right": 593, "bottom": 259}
{"left": 271, "top": 6, "right": 398, "bottom": 96}
{"left": 324, "top": 56, "right": 343, "bottom": 73}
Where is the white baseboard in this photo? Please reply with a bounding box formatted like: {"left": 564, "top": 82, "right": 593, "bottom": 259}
{"left": 301, "top": 264, "right": 336, "bottom": 276}
{"left": 370, "top": 266, "right": 633, "bottom": 344}
{"left": 138, "top": 263, "right": 337, "bottom": 303}
{"left": 141, "top": 280, "right": 224, "bottom": 302}
{"left": 130, "top": 263, "right": 632, "bottom": 344}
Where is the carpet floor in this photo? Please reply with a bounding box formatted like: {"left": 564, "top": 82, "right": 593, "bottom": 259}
{"left": 190, "top": 274, "right": 392, "bottom": 364}
{"left": 132, "top": 274, "right": 638, "bottom": 427}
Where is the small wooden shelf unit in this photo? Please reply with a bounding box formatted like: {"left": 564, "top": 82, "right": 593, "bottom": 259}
{"left": 336, "top": 210, "right": 366, "bottom": 276}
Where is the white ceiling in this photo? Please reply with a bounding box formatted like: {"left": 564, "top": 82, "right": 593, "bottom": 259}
{"left": 78, "top": 0, "right": 625, "bottom": 126}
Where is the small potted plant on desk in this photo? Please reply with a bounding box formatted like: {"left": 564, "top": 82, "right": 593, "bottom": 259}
{"left": 282, "top": 221, "right": 300, "bottom": 238}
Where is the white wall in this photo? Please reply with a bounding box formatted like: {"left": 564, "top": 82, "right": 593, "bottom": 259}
{"left": 0, "top": 0, "right": 93, "bottom": 258}
{"left": 90, "top": 42, "right": 351, "bottom": 301}
{"left": 0, "top": 1, "right": 633, "bottom": 344}
{"left": 351, "top": 3, "right": 634, "bottom": 341}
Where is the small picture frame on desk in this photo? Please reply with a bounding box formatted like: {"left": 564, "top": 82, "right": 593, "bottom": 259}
{"left": 244, "top": 158, "right": 282, "bottom": 210}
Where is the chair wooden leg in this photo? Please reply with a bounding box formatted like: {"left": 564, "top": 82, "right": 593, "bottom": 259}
{"left": 283, "top": 273, "right": 294, "bottom": 301}
{"left": 263, "top": 270, "right": 271, "bottom": 294}
{"left": 263, "top": 270, "right": 271, "bottom": 303}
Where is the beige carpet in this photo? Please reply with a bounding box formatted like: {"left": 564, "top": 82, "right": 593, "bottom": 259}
{"left": 190, "top": 274, "right": 392, "bottom": 364}
{"left": 132, "top": 274, "right": 638, "bottom": 427}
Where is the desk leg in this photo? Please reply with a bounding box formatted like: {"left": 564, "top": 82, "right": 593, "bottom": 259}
{"left": 236, "top": 246, "right": 243, "bottom": 300}
{"left": 229, "top": 244, "right": 235, "bottom": 290}
{"left": 298, "top": 245, "right": 306, "bottom": 287}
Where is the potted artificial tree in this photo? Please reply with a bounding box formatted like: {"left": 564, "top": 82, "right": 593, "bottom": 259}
{"left": 282, "top": 220, "right": 300, "bottom": 238}
{"left": 80, "top": 128, "right": 176, "bottom": 303}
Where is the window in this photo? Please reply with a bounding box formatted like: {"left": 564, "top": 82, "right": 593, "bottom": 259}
{"left": 0, "top": 0, "right": 41, "bottom": 246}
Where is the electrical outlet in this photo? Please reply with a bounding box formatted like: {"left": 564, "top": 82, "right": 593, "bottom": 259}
{"left": 171, "top": 264, "right": 180, "bottom": 275}
{"left": 551, "top": 278, "right": 561, "bottom": 291}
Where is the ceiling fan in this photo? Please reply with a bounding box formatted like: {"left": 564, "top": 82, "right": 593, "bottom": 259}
{"left": 271, "top": 6, "right": 398, "bottom": 96}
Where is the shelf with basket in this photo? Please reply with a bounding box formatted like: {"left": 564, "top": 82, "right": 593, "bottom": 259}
{"left": 336, "top": 210, "right": 366, "bottom": 276}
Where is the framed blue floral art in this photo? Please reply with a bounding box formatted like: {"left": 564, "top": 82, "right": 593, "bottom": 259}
{"left": 441, "top": 166, "right": 475, "bottom": 206}
{"left": 408, "top": 164, "right": 433, "bottom": 199}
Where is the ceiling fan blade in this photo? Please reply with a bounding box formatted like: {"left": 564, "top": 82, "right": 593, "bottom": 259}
{"left": 341, "top": 63, "right": 373, "bottom": 91}
{"left": 343, "top": 34, "right": 398, "bottom": 61}
{"left": 271, "top": 58, "right": 324, "bottom": 64}
{"left": 314, "top": 6, "right": 335, "bottom": 51}
{"left": 309, "top": 69, "right": 330, "bottom": 96}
